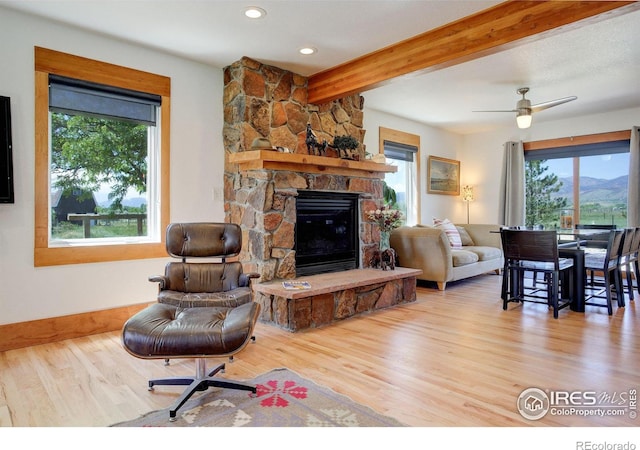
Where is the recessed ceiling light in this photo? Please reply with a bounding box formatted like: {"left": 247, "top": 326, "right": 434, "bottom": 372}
{"left": 299, "top": 47, "right": 317, "bottom": 55}
{"left": 244, "top": 7, "right": 266, "bottom": 19}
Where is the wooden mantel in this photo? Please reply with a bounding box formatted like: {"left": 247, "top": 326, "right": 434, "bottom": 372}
{"left": 228, "top": 150, "right": 397, "bottom": 179}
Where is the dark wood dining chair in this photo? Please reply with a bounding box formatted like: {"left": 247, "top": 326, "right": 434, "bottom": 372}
{"left": 583, "top": 229, "right": 625, "bottom": 315}
{"left": 629, "top": 227, "right": 640, "bottom": 297}
{"left": 575, "top": 224, "right": 617, "bottom": 229}
{"left": 575, "top": 224, "right": 617, "bottom": 249}
{"left": 500, "top": 229, "right": 574, "bottom": 319}
{"left": 618, "top": 228, "right": 639, "bottom": 301}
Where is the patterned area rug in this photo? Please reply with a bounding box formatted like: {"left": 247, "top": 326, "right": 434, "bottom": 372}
{"left": 112, "top": 368, "right": 404, "bottom": 427}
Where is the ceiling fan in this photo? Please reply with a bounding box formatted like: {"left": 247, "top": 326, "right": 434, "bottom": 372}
{"left": 474, "top": 87, "right": 577, "bottom": 129}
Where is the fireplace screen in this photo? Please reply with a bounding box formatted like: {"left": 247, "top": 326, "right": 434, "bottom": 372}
{"left": 295, "top": 191, "right": 359, "bottom": 276}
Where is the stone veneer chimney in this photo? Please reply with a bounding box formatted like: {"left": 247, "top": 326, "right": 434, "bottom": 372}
{"left": 223, "top": 57, "right": 384, "bottom": 282}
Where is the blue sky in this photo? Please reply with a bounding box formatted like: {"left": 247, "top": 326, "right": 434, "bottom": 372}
{"left": 544, "top": 153, "right": 629, "bottom": 179}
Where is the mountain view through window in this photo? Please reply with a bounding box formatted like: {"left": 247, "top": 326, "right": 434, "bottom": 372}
{"left": 526, "top": 152, "right": 629, "bottom": 229}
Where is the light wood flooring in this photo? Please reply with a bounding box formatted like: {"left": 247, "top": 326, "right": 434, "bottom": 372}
{"left": 0, "top": 274, "right": 638, "bottom": 428}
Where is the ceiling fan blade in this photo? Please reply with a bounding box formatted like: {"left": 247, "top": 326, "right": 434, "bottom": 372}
{"left": 530, "top": 96, "right": 577, "bottom": 112}
{"left": 472, "top": 109, "right": 518, "bottom": 113}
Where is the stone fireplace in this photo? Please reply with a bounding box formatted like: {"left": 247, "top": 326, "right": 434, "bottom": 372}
{"left": 226, "top": 151, "right": 422, "bottom": 332}
{"left": 222, "top": 57, "right": 419, "bottom": 331}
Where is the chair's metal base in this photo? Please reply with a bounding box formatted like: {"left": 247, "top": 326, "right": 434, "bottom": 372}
{"left": 162, "top": 336, "right": 256, "bottom": 366}
{"left": 148, "top": 359, "right": 256, "bottom": 421}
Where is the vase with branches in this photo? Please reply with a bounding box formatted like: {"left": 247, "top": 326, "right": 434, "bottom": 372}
{"left": 366, "top": 205, "right": 403, "bottom": 250}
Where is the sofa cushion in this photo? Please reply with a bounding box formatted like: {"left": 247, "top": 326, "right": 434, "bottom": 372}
{"left": 451, "top": 249, "right": 479, "bottom": 267}
{"left": 456, "top": 226, "right": 475, "bottom": 246}
{"left": 464, "top": 245, "right": 502, "bottom": 262}
{"left": 433, "top": 218, "right": 462, "bottom": 248}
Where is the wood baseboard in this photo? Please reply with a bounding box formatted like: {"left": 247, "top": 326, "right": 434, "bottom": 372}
{"left": 0, "top": 303, "right": 151, "bottom": 352}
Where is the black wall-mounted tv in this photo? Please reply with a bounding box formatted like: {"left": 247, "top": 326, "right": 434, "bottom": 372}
{"left": 0, "top": 95, "right": 14, "bottom": 203}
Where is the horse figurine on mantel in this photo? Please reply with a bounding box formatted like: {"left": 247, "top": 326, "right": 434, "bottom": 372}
{"left": 305, "top": 123, "right": 328, "bottom": 156}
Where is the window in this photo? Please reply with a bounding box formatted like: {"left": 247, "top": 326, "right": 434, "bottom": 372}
{"left": 524, "top": 132, "right": 630, "bottom": 229}
{"left": 379, "top": 127, "right": 420, "bottom": 226}
{"left": 34, "top": 47, "right": 171, "bottom": 266}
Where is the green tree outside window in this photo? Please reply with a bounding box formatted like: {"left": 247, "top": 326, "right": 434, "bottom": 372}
{"left": 525, "top": 159, "right": 568, "bottom": 228}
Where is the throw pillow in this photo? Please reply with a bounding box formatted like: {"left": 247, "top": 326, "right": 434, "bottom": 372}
{"left": 433, "top": 218, "right": 462, "bottom": 248}
{"left": 456, "top": 226, "right": 475, "bottom": 246}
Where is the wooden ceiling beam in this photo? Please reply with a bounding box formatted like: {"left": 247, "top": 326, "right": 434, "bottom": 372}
{"left": 307, "top": 1, "right": 640, "bottom": 104}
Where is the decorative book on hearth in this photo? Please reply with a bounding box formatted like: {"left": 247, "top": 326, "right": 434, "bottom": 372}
{"left": 282, "top": 281, "right": 311, "bottom": 290}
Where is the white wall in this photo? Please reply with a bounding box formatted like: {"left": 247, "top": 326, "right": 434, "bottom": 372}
{"left": 0, "top": 7, "right": 226, "bottom": 325}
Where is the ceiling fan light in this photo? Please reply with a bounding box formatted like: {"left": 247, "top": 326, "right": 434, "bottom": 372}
{"left": 516, "top": 112, "right": 532, "bottom": 129}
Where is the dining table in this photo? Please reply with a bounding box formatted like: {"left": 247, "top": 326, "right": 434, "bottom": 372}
{"left": 557, "top": 245, "right": 586, "bottom": 312}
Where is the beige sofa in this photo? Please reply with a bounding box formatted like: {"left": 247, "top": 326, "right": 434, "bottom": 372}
{"left": 390, "top": 223, "right": 503, "bottom": 290}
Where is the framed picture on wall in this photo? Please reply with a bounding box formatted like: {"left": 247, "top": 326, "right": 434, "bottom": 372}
{"left": 427, "top": 155, "right": 460, "bottom": 195}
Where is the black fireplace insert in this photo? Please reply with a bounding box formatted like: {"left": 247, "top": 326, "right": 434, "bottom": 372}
{"left": 295, "top": 191, "right": 359, "bottom": 276}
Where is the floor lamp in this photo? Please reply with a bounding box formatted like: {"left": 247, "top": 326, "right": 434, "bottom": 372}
{"left": 462, "top": 185, "right": 474, "bottom": 224}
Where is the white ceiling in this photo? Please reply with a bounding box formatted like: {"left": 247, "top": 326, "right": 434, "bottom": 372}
{"left": 3, "top": 0, "right": 640, "bottom": 135}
